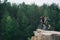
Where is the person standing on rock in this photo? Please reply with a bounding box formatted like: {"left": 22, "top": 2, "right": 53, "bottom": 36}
{"left": 40, "top": 16, "right": 45, "bottom": 29}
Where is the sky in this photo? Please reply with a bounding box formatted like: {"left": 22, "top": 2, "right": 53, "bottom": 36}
{"left": 8, "top": 0, "right": 60, "bottom": 6}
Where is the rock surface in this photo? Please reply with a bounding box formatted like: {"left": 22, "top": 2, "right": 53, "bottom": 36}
{"left": 31, "top": 29, "right": 60, "bottom": 40}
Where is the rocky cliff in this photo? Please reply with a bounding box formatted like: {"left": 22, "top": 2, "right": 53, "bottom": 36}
{"left": 31, "top": 29, "right": 60, "bottom": 40}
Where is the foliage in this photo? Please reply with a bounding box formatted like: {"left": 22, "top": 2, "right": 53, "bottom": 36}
{"left": 0, "top": 0, "right": 60, "bottom": 40}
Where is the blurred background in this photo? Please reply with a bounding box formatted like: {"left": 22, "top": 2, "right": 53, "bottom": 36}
{"left": 0, "top": 0, "right": 60, "bottom": 40}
